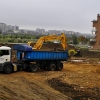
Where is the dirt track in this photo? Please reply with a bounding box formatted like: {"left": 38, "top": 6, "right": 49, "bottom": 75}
{"left": 0, "top": 62, "right": 100, "bottom": 100}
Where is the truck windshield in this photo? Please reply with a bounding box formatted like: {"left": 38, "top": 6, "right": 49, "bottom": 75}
{"left": 0, "top": 50, "right": 9, "bottom": 56}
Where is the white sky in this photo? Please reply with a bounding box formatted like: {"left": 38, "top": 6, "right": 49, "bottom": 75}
{"left": 0, "top": 0, "right": 100, "bottom": 33}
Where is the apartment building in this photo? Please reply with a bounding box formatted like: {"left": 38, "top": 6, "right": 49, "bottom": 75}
{"left": 91, "top": 14, "right": 100, "bottom": 49}
{"left": 0, "top": 23, "right": 19, "bottom": 33}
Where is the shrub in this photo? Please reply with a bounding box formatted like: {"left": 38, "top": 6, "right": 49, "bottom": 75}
{"left": 8, "top": 40, "right": 14, "bottom": 42}
{"left": 17, "top": 40, "right": 22, "bottom": 43}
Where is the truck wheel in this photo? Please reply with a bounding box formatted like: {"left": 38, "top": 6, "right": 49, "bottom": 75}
{"left": 56, "top": 62, "right": 63, "bottom": 71}
{"left": 29, "top": 64, "right": 39, "bottom": 72}
{"left": 42, "top": 62, "right": 47, "bottom": 70}
{"left": 3, "top": 65, "right": 12, "bottom": 74}
{"left": 23, "top": 63, "right": 29, "bottom": 71}
{"left": 39, "top": 62, "right": 46, "bottom": 70}
{"left": 48, "top": 62, "right": 56, "bottom": 71}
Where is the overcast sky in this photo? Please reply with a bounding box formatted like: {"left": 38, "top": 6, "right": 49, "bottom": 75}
{"left": 0, "top": 0, "right": 100, "bottom": 33}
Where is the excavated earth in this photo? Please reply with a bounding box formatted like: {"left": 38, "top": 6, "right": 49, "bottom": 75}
{"left": 0, "top": 43, "right": 100, "bottom": 100}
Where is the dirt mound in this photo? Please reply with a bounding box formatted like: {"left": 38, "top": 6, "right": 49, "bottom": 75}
{"left": 0, "top": 43, "right": 76, "bottom": 50}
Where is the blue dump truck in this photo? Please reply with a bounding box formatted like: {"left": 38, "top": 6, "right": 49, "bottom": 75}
{"left": 0, "top": 44, "right": 69, "bottom": 74}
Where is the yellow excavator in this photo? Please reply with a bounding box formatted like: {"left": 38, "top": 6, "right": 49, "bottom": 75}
{"left": 28, "top": 33, "right": 81, "bottom": 56}
{"left": 28, "top": 33, "right": 67, "bottom": 50}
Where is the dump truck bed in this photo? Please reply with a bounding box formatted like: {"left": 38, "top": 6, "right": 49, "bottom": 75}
{"left": 13, "top": 44, "right": 68, "bottom": 61}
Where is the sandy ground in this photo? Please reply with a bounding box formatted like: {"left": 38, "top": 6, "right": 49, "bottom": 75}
{"left": 0, "top": 62, "right": 100, "bottom": 100}
{"left": 0, "top": 43, "right": 100, "bottom": 99}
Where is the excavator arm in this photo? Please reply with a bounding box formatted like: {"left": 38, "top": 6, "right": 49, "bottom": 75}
{"left": 28, "top": 33, "right": 67, "bottom": 50}
{"left": 28, "top": 33, "right": 80, "bottom": 56}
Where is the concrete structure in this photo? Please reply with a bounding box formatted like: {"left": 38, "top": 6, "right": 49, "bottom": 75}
{"left": 0, "top": 23, "right": 7, "bottom": 32}
{"left": 91, "top": 14, "right": 100, "bottom": 49}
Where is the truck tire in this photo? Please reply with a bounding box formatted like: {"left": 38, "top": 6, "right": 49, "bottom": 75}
{"left": 56, "top": 62, "right": 63, "bottom": 71}
{"left": 29, "top": 64, "right": 39, "bottom": 72}
{"left": 3, "top": 65, "right": 12, "bottom": 74}
{"left": 41, "top": 62, "right": 47, "bottom": 70}
{"left": 39, "top": 62, "right": 47, "bottom": 70}
{"left": 23, "top": 63, "right": 29, "bottom": 71}
{"left": 48, "top": 62, "right": 56, "bottom": 71}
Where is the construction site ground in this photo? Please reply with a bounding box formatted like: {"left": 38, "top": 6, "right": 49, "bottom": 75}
{"left": 0, "top": 43, "right": 100, "bottom": 100}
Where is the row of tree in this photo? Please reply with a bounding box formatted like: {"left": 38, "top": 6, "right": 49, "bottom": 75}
{"left": 0, "top": 32, "right": 90, "bottom": 45}
{"left": 70, "top": 35, "right": 89, "bottom": 45}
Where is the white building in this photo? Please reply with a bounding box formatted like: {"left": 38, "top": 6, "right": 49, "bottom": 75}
{"left": 36, "top": 28, "right": 45, "bottom": 34}
{"left": 0, "top": 22, "right": 19, "bottom": 33}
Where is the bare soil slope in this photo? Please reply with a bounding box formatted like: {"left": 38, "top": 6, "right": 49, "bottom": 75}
{"left": 0, "top": 62, "right": 100, "bottom": 100}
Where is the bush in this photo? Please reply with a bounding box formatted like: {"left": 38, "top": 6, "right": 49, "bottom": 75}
{"left": 17, "top": 40, "right": 22, "bottom": 43}
{"left": 8, "top": 40, "right": 14, "bottom": 42}
{"left": 23, "top": 40, "right": 27, "bottom": 43}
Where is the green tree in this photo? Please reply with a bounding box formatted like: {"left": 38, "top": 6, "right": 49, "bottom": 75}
{"left": 78, "top": 36, "right": 88, "bottom": 44}
{"left": 15, "top": 34, "right": 18, "bottom": 39}
{"left": 72, "top": 35, "right": 78, "bottom": 44}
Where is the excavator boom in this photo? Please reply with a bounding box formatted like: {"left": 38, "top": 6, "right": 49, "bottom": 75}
{"left": 28, "top": 33, "right": 67, "bottom": 50}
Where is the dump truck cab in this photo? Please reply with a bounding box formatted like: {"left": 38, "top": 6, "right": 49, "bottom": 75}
{"left": 0, "top": 46, "right": 19, "bottom": 74}
{"left": 0, "top": 46, "right": 11, "bottom": 63}
{"left": 0, "top": 46, "right": 12, "bottom": 72}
